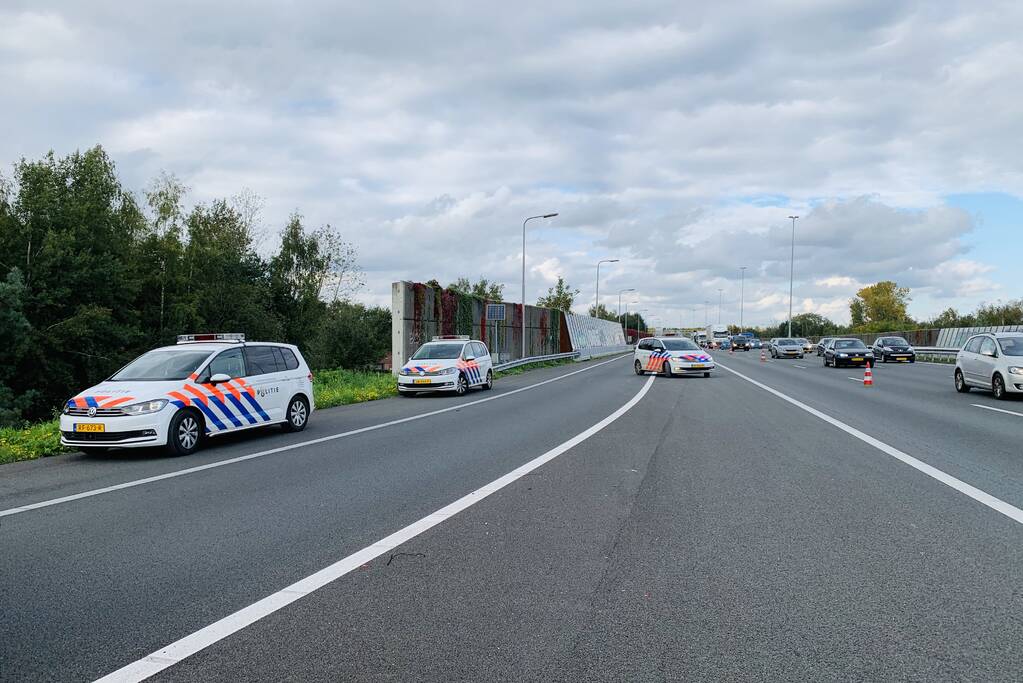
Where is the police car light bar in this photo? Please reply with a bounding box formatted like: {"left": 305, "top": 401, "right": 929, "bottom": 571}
{"left": 176, "top": 333, "right": 246, "bottom": 344}
{"left": 431, "top": 335, "right": 470, "bottom": 341}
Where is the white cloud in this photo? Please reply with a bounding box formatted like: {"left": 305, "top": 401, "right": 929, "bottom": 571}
{"left": 0, "top": 0, "right": 1018, "bottom": 326}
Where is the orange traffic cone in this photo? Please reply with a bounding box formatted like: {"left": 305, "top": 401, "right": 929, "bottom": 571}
{"left": 760, "top": 349, "right": 766, "bottom": 362}
{"left": 863, "top": 362, "right": 873, "bottom": 386}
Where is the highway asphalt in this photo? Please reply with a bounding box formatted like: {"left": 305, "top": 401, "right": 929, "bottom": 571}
{"left": 2, "top": 352, "right": 1021, "bottom": 681}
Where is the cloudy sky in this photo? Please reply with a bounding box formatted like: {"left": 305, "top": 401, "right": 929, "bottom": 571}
{"left": 2, "top": 0, "right": 1021, "bottom": 328}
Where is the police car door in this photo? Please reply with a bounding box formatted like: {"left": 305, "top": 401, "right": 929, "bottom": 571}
{"left": 198, "top": 347, "right": 262, "bottom": 430}
{"left": 242, "top": 345, "right": 287, "bottom": 422}
{"left": 474, "top": 342, "right": 492, "bottom": 380}
{"left": 461, "top": 343, "right": 483, "bottom": 386}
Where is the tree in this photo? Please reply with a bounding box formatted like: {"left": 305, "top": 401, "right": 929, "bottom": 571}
{"left": 536, "top": 276, "right": 579, "bottom": 312}
{"left": 849, "top": 298, "right": 865, "bottom": 327}
{"left": 788, "top": 312, "right": 839, "bottom": 337}
{"left": 618, "top": 312, "right": 648, "bottom": 333}
{"left": 309, "top": 301, "right": 390, "bottom": 370}
{"left": 974, "top": 300, "right": 1023, "bottom": 327}
{"left": 849, "top": 281, "right": 911, "bottom": 328}
{"left": 448, "top": 276, "right": 504, "bottom": 301}
{"left": 587, "top": 303, "right": 617, "bottom": 321}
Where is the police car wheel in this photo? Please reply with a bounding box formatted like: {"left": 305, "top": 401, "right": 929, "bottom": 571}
{"left": 634, "top": 360, "right": 644, "bottom": 375}
{"left": 483, "top": 370, "right": 493, "bottom": 390}
{"left": 283, "top": 396, "right": 309, "bottom": 432}
{"left": 660, "top": 360, "right": 672, "bottom": 377}
{"left": 167, "top": 410, "right": 202, "bottom": 456}
{"left": 455, "top": 374, "right": 468, "bottom": 395}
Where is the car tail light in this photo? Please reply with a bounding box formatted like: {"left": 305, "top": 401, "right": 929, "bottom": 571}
{"left": 307, "top": 373, "right": 314, "bottom": 382}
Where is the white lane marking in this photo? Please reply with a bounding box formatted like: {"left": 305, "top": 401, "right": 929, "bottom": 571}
{"left": 847, "top": 377, "right": 864, "bottom": 383}
{"left": 792, "top": 364, "right": 806, "bottom": 369}
{"left": 1, "top": 355, "right": 630, "bottom": 519}
{"left": 94, "top": 373, "right": 658, "bottom": 683}
{"left": 717, "top": 362, "right": 1023, "bottom": 526}
{"left": 972, "top": 404, "right": 1023, "bottom": 418}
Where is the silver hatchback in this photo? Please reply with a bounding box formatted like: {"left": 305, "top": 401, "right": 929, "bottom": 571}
{"left": 954, "top": 333, "right": 1023, "bottom": 399}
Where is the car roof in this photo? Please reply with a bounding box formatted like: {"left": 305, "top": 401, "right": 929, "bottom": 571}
{"left": 154, "top": 341, "right": 298, "bottom": 353}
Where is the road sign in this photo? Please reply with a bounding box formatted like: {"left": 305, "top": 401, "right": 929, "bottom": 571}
{"left": 487, "top": 303, "right": 506, "bottom": 321}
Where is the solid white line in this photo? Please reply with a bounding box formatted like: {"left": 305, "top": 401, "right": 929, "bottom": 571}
{"left": 847, "top": 377, "right": 864, "bottom": 383}
{"left": 716, "top": 361, "right": 1023, "bottom": 526}
{"left": 0, "top": 354, "right": 629, "bottom": 519}
{"left": 792, "top": 364, "right": 806, "bottom": 369}
{"left": 972, "top": 403, "right": 1023, "bottom": 418}
{"left": 94, "top": 373, "right": 658, "bottom": 683}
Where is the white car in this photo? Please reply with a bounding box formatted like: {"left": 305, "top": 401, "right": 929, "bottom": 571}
{"left": 60, "top": 334, "right": 314, "bottom": 456}
{"left": 398, "top": 336, "right": 494, "bottom": 395}
{"left": 954, "top": 332, "right": 1023, "bottom": 400}
{"left": 634, "top": 337, "right": 714, "bottom": 377}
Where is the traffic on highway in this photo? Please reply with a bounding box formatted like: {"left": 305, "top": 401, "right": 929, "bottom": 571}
{"left": 4, "top": 330, "right": 1023, "bottom": 681}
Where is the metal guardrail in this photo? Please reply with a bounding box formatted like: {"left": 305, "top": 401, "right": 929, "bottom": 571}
{"left": 913, "top": 347, "right": 959, "bottom": 357}
{"left": 493, "top": 351, "right": 579, "bottom": 372}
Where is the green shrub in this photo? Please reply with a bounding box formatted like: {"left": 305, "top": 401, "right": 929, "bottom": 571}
{"left": 0, "top": 420, "right": 67, "bottom": 464}
{"left": 313, "top": 369, "right": 397, "bottom": 408}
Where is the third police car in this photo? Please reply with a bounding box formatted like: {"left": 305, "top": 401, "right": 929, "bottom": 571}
{"left": 398, "top": 336, "right": 494, "bottom": 395}
{"left": 634, "top": 337, "right": 714, "bottom": 377}
{"left": 60, "top": 333, "right": 314, "bottom": 456}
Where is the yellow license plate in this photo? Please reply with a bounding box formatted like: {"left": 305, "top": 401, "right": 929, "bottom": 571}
{"left": 852, "top": 357, "right": 863, "bottom": 362}
{"left": 412, "top": 379, "right": 431, "bottom": 384}
{"left": 74, "top": 423, "right": 105, "bottom": 433}
{"left": 690, "top": 364, "right": 705, "bottom": 368}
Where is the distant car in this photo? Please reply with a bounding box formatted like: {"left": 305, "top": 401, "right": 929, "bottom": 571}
{"left": 954, "top": 332, "right": 1023, "bottom": 399}
{"left": 872, "top": 336, "right": 916, "bottom": 363}
{"left": 719, "top": 338, "right": 732, "bottom": 350}
{"left": 634, "top": 337, "right": 714, "bottom": 377}
{"left": 816, "top": 337, "right": 834, "bottom": 355}
{"left": 823, "top": 338, "right": 875, "bottom": 368}
{"left": 770, "top": 338, "right": 804, "bottom": 359}
{"left": 750, "top": 338, "right": 763, "bottom": 349}
{"left": 730, "top": 335, "right": 750, "bottom": 351}
{"left": 398, "top": 336, "right": 493, "bottom": 396}
{"left": 798, "top": 338, "right": 814, "bottom": 353}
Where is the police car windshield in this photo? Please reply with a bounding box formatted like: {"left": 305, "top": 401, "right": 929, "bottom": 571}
{"left": 998, "top": 337, "right": 1023, "bottom": 356}
{"left": 110, "top": 349, "right": 212, "bottom": 381}
{"left": 662, "top": 339, "right": 699, "bottom": 350}
{"left": 412, "top": 343, "right": 464, "bottom": 360}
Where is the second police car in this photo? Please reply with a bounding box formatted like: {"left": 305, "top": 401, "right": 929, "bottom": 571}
{"left": 634, "top": 337, "right": 714, "bottom": 377}
{"left": 60, "top": 334, "right": 314, "bottom": 456}
{"left": 398, "top": 335, "right": 494, "bottom": 396}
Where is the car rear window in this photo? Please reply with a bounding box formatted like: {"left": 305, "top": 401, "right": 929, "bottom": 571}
{"left": 280, "top": 347, "right": 300, "bottom": 370}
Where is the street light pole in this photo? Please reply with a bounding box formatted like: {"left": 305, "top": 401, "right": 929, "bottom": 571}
{"left": 522, "top": 212, "right": 558, "bottom": 359}
{"left": 704, "top": 300, "right": 709, "bottom": 326}
{"left": 787, "top": 215, "right": 798, "bottom": 338}
{"left": 717, "top": 288, "right": 723, "bottom": 325}
{"left": 618, "top": 288, "right": 635, "bottom": 339}
{"left": 739, "top": 266, "right": 747, "bottom": 332}
{"left": 595, "top": 259, "right": 619, "bottom": 316}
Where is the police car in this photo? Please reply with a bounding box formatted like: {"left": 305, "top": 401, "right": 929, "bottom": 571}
{"left": 59, "top": 334, "right": 314, "bottom": 456}
{"left": 398, "top": 336, "right": 494, "bottom": 396}
{"left": 634, "top": 337, "right": 714, "bottom": 377}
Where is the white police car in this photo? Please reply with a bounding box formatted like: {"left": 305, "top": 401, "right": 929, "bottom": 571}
{"left": 398, "top": 336, "right": 493, "bottom": 396}
{"left": 634, "top": 337, "right": 714, "bottom": 377}
{"left": 60, "top": 334, "right": 314, "bottom": 456}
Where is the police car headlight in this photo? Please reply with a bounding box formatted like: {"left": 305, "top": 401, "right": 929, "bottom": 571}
{"left": 441, "top": 367, "right": 457, "bottom": 375}
{"left": 62, "top": 402, "right": 71, "bottom": 415}
{"left": 121, "top": 399, "right": 168, "bottom": 416}
{"left": 400, "top": 368, "right": 411, "bottom": 375}
{"left": 1009, "top": 366, "right": 1023, "bottom": 376}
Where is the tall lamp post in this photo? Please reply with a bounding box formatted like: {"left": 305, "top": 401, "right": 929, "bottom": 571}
{"left": 717, "top": 288, "right": 723, "bottom": 325}
{"left": 594, "top": 259, "right": 619, "bottom": 315}
{"left": 787, "top": 215, "right": 798, "bottom": 337}
{"left": 739, "top": 266, "right": 747, "bottom": 332}
{"left": 704, "top": 300, "right": 710, "bottom": 326}
{"left": 521, "top": 212, "right": 558, "bottom": 359}
{"left": 618, "top": 288, "right": 635, "bottom": 339}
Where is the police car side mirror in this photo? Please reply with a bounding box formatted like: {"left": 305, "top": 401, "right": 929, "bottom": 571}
{"left": 464, "top": 354, "right": 475, "bottom": 361}
{"left": 209, "top": 373, "right": 232, "bottom": 384}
